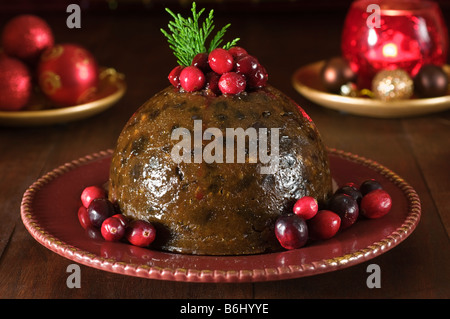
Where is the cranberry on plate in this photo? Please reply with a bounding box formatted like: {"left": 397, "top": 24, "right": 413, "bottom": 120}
{"left": 275, "top": 214, "right": 308, "bottom": 250}
{"left": 87, "top": 198, "right": 115, "bottom": 228}
{"left": 125, "top": 220, "right": 156, "bottom": 247}
{"left": 81, "top": 185, "right": 106, "bottom": 208}
{"left": 308, "top": 210, "right": 341, "bottom": 240}
{"left": 101, "top": 216, "right": 126, "bottom": 242}
{"left": 327, "top": 193, "right": 359, "bottom": 229}
{"left": 360, "top": 189, "right": 392, "bottom": 219}
{"left": 293, "top": 196, "right": 318, "bottom": 220}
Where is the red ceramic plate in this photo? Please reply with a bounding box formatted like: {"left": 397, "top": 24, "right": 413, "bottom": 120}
{"left": 21, "top": 148, "right": 421, "bottom": 282}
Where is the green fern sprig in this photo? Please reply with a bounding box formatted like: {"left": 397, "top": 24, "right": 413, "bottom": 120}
{"left": 161, "top": 2, "right": 240, "bottom": 66}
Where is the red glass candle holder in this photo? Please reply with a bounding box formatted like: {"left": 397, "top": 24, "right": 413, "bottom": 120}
{"left": 341, "top": 0, "right": 448, "bottom": 89}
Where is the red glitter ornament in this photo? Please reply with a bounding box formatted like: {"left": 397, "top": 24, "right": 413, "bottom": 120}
{"left": 1, "top": 14, "right": 54, "bottom": 64}
{"left": 0, "top": 55, "right": 32, "bottom": 111}
{"left": 341, "top": 0, "right": 448, "bottom": 88}
{"left": 37, "top": 44, "right": 99, "bottom": 107}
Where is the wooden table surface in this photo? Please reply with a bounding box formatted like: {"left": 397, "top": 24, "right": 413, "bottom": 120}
{"left": 0, "top": 2, "right": 449, "bottom": 300}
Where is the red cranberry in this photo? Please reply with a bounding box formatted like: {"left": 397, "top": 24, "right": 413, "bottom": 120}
{"left": 275, "top": 214, "right": 308, "bottom": 250}
{"left": 228, "top": 46, "right": 248, "bottom": 59}
{"left": 360, "top": 189, "right": 392, "bottom": 219}
{"left": 335, "top": 185, "right": 362, "bottom": 205}
{"left": 191, "top": 52, "right": 210, "bottom": 72}
{"left": 327, "top": 193, "right": 359, "bottom": 229}
{"left": 308, "top": 210, "right": 341, "bottom": 240}
{"left": 218, "top": 72, "right": 246, "bottom": 94}
{"left": 360, "top": 179, "right": 383, "bottom": 196}
{"left": 101, "top": 216, "right": 126, "bottom": 242}
{"left": 125, "top": 220, "right": 156, "bottom": 247}
{"left": 113, "top": 213, "right": 128, "bottom": 227}
{"left": 81, "top": 185, "right": 106, "bottom": 208}
{"left": 235, "top": 55, "right": 259, "bottom": 76}
{"left": 195, "top": 188, "right": 204, "bottom": 200}
{"left": 85, "top": 225, "right": 103, "bottom": 240}
{"left": 204, "top": 72, "right": 220, "bottom": 95}
{"left": 293, "top": 196, "right": 318, "bottom": 220}
{"left": 345, "top": 182, "right": 359, "bottom": 189}
{"left": 78, "top": 206, "right": 93, "bottom": 229}
{"left": 87, "top": 198, "right": 115, "bottom": 228}
{"left": 208, "top": 48, "right": 234, "bottom": 74}
{"left": 247, "top": 64, "right": 268, "bottom": 88}
{"left": 168, "top": 65, "right": 184, "bottom": 88}
{"left": 179, "top": 66, "right": 205, "bottom": 92}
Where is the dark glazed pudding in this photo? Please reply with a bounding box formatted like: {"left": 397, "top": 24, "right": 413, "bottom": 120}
{"left": 108, "top": 85, "right": 332, "bottom": 255}
{"left": 108, "top": 3, "right": 332, "bottom": 255}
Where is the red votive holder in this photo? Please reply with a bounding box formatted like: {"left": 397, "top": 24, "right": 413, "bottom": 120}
{"left": 341, "top": 0, "right": 448, "bottom": 89}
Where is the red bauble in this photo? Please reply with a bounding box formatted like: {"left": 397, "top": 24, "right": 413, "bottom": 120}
{"left": 0, "top": 55, "right": 32, "bottom": 111}
{"left": 38, "top": 44, "right": 99, "bottom": 106}
{"left": 1, "top": 14, "right": 54, "bottom": 64}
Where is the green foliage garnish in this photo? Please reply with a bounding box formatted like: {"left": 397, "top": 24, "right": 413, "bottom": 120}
{"left": 161, "top": 2, "right": 240, "bottom": 66}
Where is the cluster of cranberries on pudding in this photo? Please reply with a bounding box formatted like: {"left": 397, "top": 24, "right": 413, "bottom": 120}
{"left": 169, "top": 46, "right": 268, "bottom": 95}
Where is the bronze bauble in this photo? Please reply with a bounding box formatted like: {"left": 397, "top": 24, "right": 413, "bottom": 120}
{"left": 414, "top": 64, "right": 448, "bottom": 98}
{"left": 320, "top": 57, "right": 356, "bottom": 94}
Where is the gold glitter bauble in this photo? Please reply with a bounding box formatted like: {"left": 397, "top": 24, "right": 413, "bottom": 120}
{"left": 372, "top": 69, "right": 414, "bottom": 102}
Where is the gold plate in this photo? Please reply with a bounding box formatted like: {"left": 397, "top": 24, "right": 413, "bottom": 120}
{"left": 0, "top": 68, "right": 126, "bottom": 126}
{"left": 292, "top": 61, "right": 450, "bottom": 118}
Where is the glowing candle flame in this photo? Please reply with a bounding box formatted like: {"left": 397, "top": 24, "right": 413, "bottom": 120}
{"left": 382, "top": 43, "right": 398, "bottom": 58}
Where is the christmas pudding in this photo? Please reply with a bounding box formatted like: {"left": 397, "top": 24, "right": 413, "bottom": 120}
{"left": 107, "top": 4, "right": 333, "bottom": 255}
